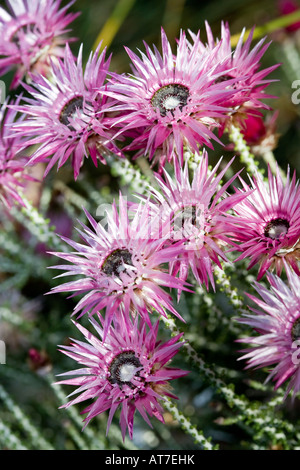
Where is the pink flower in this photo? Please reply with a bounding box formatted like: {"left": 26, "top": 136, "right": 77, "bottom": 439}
{"left": 237, "top": 265, "right": 300, "bottom": 398}
{"left": 0, "top": 0, "right": 79, "bottom": 88}
{"left": 143, "top": 150, "right": 249, "bottom": 290}
{"left": 104, "top": 28, "right": 242, "bottom": 171}
{"left": 232, "top": 165, "right": 300, "bottom": 280}
{"left": 56, "top": 313, "right": 188, "bottom": 440}
{"left": 11, "top": 43, "right": 122, "bottom": 180}
{"left": 0, "top": 97, "right": 34, "bottom": 208}
{"left": 239, "top": 112, "right": 279, "bottom": 155}
{"left": 189, "top": 22, "right": 280, "bottom": 129}
{"left": 49, "top": 195, "right": 189, "bottom": 336}
{"left": 278, "top": 0, "right": 300, "bottom": 32}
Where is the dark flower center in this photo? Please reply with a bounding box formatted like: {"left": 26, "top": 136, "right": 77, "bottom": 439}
{"left": 102, "top": 249, "right": 133, "bottom": 278}
{"left": 173, "top": 205, "right": 198, "bottom": 230}
{"left": 264, "top": 218, "right": 290, "bottom": 240}
{"left": 171, "top": 204, "right": 204, "bottom": 241}
{"left": 292, "top": 318, "right": 300, "bottom": 342}
{"left": 151, "top": 84, "right": 190, "bottom": 117}
{"left": 214, "top": 74, "right": 233, "bottom": 84}
{"left": 59, "top": 96, "right": 85, "bottom": 130}
{"left": 108, "top": 351, "right": 142, "bottom": 388}
{"left": 10, "top": 23, "right": 37, "bottom": 46}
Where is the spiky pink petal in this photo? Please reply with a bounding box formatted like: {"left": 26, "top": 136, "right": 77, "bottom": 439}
{"left": 237, "top": 265, "right": 300, "bottom": 398}
{"left": 0, "top": 0, "right": 79, "bottom": 88}
{"left": 189, "top": 21, "right": 280, "bottom": 129}
{"left": 49, "top": 195, "right": 190, "bottom": 332}
{"left": 104, "top": 28, "right": 246, "bottom": 171}
{"left": 11, "top": 43, "right": 123, "bottom": 179}
{"left": 56, "top": 314, "right": 188, "bottom": 439}
{"left": 232, "top": 165, "right": 300, "bottom": 280}
{"left": 137, "top": 150, "right": 251, "bottom": 290}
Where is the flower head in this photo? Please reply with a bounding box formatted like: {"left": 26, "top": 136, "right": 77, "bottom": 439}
{"left": 11, "top": 43, "right": 122, "bottom": 179}
{"left": 0, "top": 0, "right": 79, "bottom": 88}
{"left": 56, "top": 314, "right": 188, "bottom": 439}
{"left": 232, "top": 165, "right": 300, "bottom": 280}
{"left": 239, "top": 112, "right": 279, "bottom": 156}
{"left": 49, "top": 195, "right": 188, "bottom": 335}
{"left": 189, "top": 21, "right": 280, "bottom": 128}
{"left": 237, "top": 265, "right": 300, "bottom": 398}
{"left": 278, "top": 0, "right": 300, "bottom": 33}
{"left": 104, "top": 28, "right": 243, "bottom": 171}
{"left": 0, "top": 97, "right": 34, "bottom": 208}
{"left": 143, "top": 151, "right": 249, "bottom": 290}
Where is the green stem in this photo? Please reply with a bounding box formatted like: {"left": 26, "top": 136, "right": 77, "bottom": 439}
{"left": 107, "top": 155, "right": 152, "bottom": 195}
{"left": 11, "top": 196, "right": 66, "bottom": 251}
{"left": 163, "top": 398, "right": 217, "bottom": 450}
{"left": 48, "top": 374, "right": 137, "bottom": 450}
{"left": 160, "top": 315, "right": 297, "bottom": 448}
{"left": 228, "top": 124, "right": 265, "bottom": 177}
{"left": 213, "top": 264, "right": 244, "bottom": 313}
{"left": 260, "top": 149, "right": 287, "bottom": 183}
{"left": 93, "top": 0, "right": 137, "bottom": 50}
{"left": 228, "top": 124, "right": 287, "bottom": 183}
{"left": 0, "top": 384, "right": 54, "bottom": 450}
{"left": 0, "top": 420, "right": 28, "bottom": 450}
{"left": 230, "top": 10, "right": 300, "bottom": 46}
{"left": 160, "top": 315, "right": 244, "bottom": 407}
{"left": 47, "top": 375, "right": 106, "bottom": 450}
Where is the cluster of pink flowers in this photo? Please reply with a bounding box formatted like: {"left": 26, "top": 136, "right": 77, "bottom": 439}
{"left": 1, "top": 0, "right": 300, "bottom": 440}
{"left": 0, "top": 0, "right": 79, "bottom": 89}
